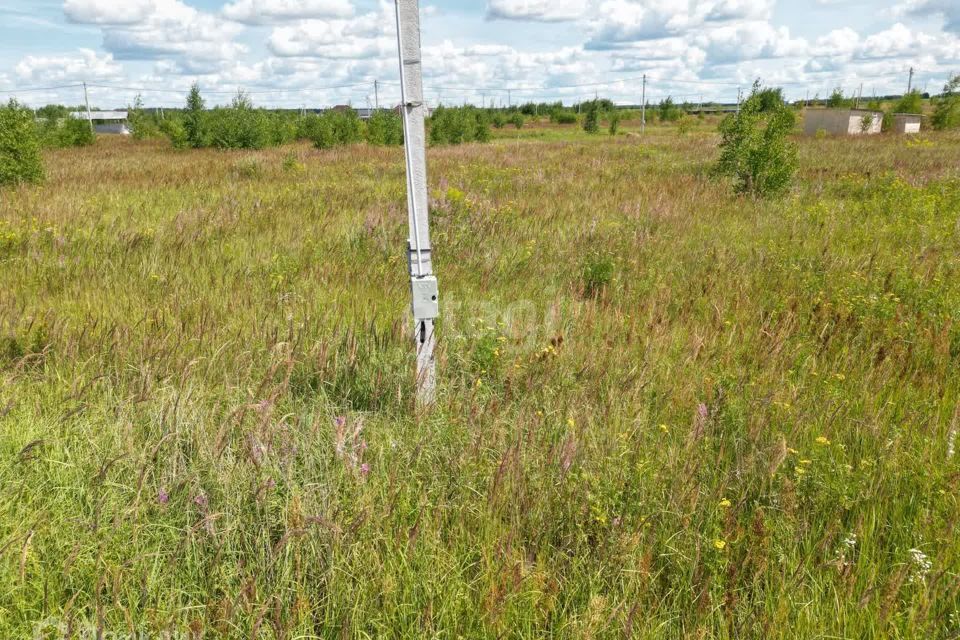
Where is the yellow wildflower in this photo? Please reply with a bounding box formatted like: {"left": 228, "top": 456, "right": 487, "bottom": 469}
{"left": 713, "top": 539, "right": 726, "bottom": 551}
{"left": 815, "top": 436, "right": 831, "bottom": 446}
{"left": 719, "top": 498, "right": 732, "bottom": 508}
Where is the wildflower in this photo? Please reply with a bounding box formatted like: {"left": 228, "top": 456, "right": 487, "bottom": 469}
{"left": 659, "top": 423, "right": 669, "bottom": 433}
{"left": 193, "top": 493, "right": 209, "bottom": 510}
{"left": 834, "top": 373, "right": 846, "bottom": 381}
{"left": 475, "top": 378, "right": 482, "bottom": 388}
{"left": 158, "top": 489, "right": 170, "bottom": 505}
{"left": 795, "top": 466, "right": 806, "bottom": 476}
{"left": 800, "top": 459, "right": 812, "bottom": 465}
{"left": 567, "top": 418, "right": 576, "bottom": 428}
{"left": 713, "top": 539, "right": 726, "bottom": 551}
{"left": 719, "top": 498, "right": 732, "bottom": 509}
{"left": 815, "top": 436, "right": 831, "bottom": 446}
{"left": 908, "top": 548, "right": 932, "bottom": 584}
{"left": 360, "top": 463, "right": 370, "bottom": 477}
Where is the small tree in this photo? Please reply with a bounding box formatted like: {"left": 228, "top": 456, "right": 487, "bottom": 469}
{"left": 932, "top": 75, "right": 960, "bottom": 130}
{"left": 366, "top": 110, "right": 403, "bottom": 146}
{"left": 827, "top": 88, "right": 850, "bottom": 109}
{"left": 583, "top": 104, "right": 600, "bottom": 134}
{"left": 0, "top": 100, "right": 44, "bottom": 186}
{"left": 608, "top": 110, "right": 621, "bottom": 136}
{"left": 184, "top": 83, "right": 207, "bottom": 148}
{"left": 715, "top": 82, "right": 797, "bottom": 198}
{"left": 658, "top": 97, "right": 681, "bottom": 122}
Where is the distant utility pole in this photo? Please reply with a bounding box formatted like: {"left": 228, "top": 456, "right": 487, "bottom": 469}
{"left": 507, "top": 89, "right": 511, "bottom": 109}
{"left": 82, "top": 81, "right": 93, "bottom": 134}
{"left": 394, "top": 0, "right": 438, "bottom": 407}
{"left": 907, "top": 67, "right": 915, "bottom": 94}
{"left": 374, "top": 80, "right": 380, "bottom": 110}
{"left": 641, "top": 74, "right": 646, "bottom": 134}
{"left": 856, "top": 82, "right": 863, "bottom": 109}
{"left": 736, "top": 87, "right": 742, "bottom": 114}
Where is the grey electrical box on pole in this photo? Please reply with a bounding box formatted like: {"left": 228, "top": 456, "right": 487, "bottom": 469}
{"left": 394, "top": 0, "right": 438, "bottom": 406}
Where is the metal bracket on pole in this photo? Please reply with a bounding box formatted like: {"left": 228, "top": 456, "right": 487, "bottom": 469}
{"left": 395, "top": 0, "right": 438, "bottom": 407}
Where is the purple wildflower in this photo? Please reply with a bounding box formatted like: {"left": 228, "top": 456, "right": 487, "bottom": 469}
{"left": 158, "top": 489, "right": 170, "bottom": 505}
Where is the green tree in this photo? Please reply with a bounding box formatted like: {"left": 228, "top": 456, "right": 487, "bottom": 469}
{"left": 932, "top": 75, "right": 960, "bottom": 130}
{"left": 891, "top": 90, "right": 923, "bottom": 114}
{"left": 827, "top": 88, "right": 851, "bottom": 109}
{"left": 608, "top": 110, "right": 621, "bottom": 136}
{"left": 366, "top": 110, "right": 403, "bottom": 146}
{"left": 0, "top": 99, "right": 44, "bottom": 186}
{"left": 583, "top": 104, "right": 600, "bottom": 134}
{"left": 658, "top": 97, "right": 681, "bottom": 122}
{"left": 715, "top": 82, "right": 797, "bottom": 198}
{"left": 184, "top": 83, "right": 207, "bottom": 148}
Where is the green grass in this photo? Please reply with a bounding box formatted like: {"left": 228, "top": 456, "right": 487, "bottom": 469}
{"left": 1, "top": 125, "right": 959, "bottom": 638}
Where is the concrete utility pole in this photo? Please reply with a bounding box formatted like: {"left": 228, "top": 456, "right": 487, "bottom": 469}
{"left": 736, "top": 86, "right": 742, "bottom": 114}
{"left": 856, "top": 82, "right": 863, "bottom": 109}
{"left": 507, "top": 89, "right": 512, "bottom": 109}
{"left": 394, "top": 0, "right": 438, "bottom": 407}
{"left": 374, "top": 80, "right": 380, "bottom": 110}
{"left": 82, "top": 81, "right": 94, "bottom": 134}
{"left": 641, "top": 74, "right": 646, "bottom": 134}
{"left": 907, "top": 67, "right": 915, "bottom": 94}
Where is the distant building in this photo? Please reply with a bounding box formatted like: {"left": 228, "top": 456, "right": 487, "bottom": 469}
{"left": 69, "top": 111, "right": 130, "bottom": 135}
{"left": 892, "top": 113, "right": 922, "bottom": 134}
{"left": 803, "top": 108, "right": 883, "bottom": 136}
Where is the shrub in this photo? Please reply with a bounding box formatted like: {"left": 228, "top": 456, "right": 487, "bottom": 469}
{"left": 827, "top": 88, "right": 852, "bottom": 109}
{"left": 583, "top": 105, "right": 600, "bottom": 134}
{"left": 580, "top": 251, "right": 615, "bottom": 298}
{"left": 56, "top": 118, "right": 95, "bottom": 148}
{"left": 551, "top": 110, "right": 577, "bottom": 125}
{"left": 307, "top": 108, "right": 364, "bottom": 150}
{"left": 608, "top": 110, "right": 621, "bottom": 136}
{"left": 891, "top": 91, "right": 923, "bottom": 115}
{"left": 129, "top": 94, "right": 160, "bottom": 140}
{"left": 159, "top": 117, "right": 189, "bottom": 150}
{"left": 366, "top": 110, "right": 403, "bottom": 146}
{"left": 428, "top": 106, "right": 490, "bottom": 145}
{"left": 715, "top": 81, "right": 797, "bottom": 198}
{"left": 0, "top": 100, "right": 44, "bottom": 186}
{"left": 932, "top": 75, "right": 960, "bottom": 131}
{"left": 658, "top": 97, "right": 682, "bottom": 122}
{"left": 510, "top": 113, "right": 525, "bottom": 129}
{"left": 205, "top": 107, "right": 272, "bottom": 150}
{"left": 492, "top": 113, "right": 505, "bottom": 129}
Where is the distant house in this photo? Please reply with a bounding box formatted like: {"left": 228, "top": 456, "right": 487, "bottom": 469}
{"left": 892, "top": 113, "right": 922, "bottom": 134}
{"left": 69, "top": 111, "right": 130, "bottom": 135}
{"left": 803, "top": 108, "right": 883, "bottom": 136}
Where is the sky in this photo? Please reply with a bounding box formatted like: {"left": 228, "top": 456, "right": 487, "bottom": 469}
{"left": 0, "top": 0, "right": 958, "bottom": 109}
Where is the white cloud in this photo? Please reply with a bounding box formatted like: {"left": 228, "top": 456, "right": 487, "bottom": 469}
{"left": 898, "top": 0, "right": 960, "bottom": 33}
{"left": 696, "top": 22, "right": 807, "bottom": 64}
{"left": 222, "top": 0, "right": 354, "bottom": 25}
{"left": 14, "top": 48, "right": 122, "bottom": 83}
{"left": 587, "top": 0, "right": 774, "bottom": 47}
{"left": 486, "top": 0, "right": 586, "bottom": 22}
{"left": 63, "top": 0, "right": 154, "bottom": 25}
{"left": 268, "top": 5, "right": 393, "bottom": 58}
{"left": 63, "top": 0, "right": 245, "bottom": 64}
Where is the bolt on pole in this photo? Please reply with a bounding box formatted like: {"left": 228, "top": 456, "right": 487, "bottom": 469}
{"left": 395, "top": 0, "right": 438, "bottom": 407}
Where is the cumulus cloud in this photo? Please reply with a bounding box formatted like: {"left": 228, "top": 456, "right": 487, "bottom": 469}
{"left": 898, "top": 0, "right": 960, "bottom": 33}
{"left": 267, "top": 4, "right": 394, "bottom": 58}
{"left": 63, "top": 0, "right": 245, "bottom": 64}
{"left": 587, "top": 0, "right": 774, "bottom": 47}
{"left": 14, "top": 47, "right": 122, "bottom": 83}
{"left": 223, "top": 0, "right": 354, "bottom": 25}
{"left": 63, "top": 0, "right": 154, "bottom": 25}
{"left": 486, "top": 0, "right": 586, "bottom": 22}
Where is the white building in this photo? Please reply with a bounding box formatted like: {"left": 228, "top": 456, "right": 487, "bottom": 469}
{"left": 69, "top": 111, "right": 130, "bottom": 135}
{"left": 803, "top": 108, "right": 883, "bottom": 136}
{"left": 892, "top": 113, "right": 922, "bottom": 134}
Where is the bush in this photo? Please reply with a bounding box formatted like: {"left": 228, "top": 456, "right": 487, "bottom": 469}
{"left": 366, "top": 110, "right": 403, "bottom": 146}
{"left": 428, "top": 106, "right": 490, "bottom": 145}
{"left": 307, "top": 108, "right": 364, "bottom": 150}
{"left": 184, "top": 83, "right": 207, "bottom": 149}
{"left": 56, "top": 118, "right": 95, "bottom": 148}
{"left": 510, "top": 113, "right": 525, "bottom": 129}
{"left": 581, "top": 251, "right": 615, "bottom": 298}
{"left": 159, "top": 117, "right": 189, "bottom": 149}
{"left": 659, "top": 97, "right": 682, "bottom": 123}
{"left": 932, "top": 75, "right": 960, "bottom": 131}
{"left": 492, "top": 113, "right": 505, "bottom": 129}
{"left": 583, "top": 105, "right": 600, "bottom": 134}
{"left": 205, "top": 107, "right": 273, "bottom": 150}
{"left": 0, "top": 100, "right": 44, "bottom": 186}
{"left": 551, "top": 110, "right": 578, "bottom": 125}
{"left": 129, "top": 94, "right": 160, "bottom": 140}
{"left": 715, "top": 82, "right": 797, "bottom": 198}
{"left": 891, "top": 91, "right": 923, "bottom": 115}
{"left": 608, "top": 111, "right": 621, "bottom": 136}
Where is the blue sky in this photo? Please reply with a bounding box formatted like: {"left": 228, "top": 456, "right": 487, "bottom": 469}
{"left": 1, "top": 0, "right": 958, "bottom": 109}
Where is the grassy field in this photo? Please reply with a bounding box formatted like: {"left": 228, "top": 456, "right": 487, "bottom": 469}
{"left": 1, "top": 119, "right": 959, "bottom": 638}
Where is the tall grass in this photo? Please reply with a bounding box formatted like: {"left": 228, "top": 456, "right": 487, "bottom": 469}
{"left": 0, "top": 126, "right": 958, "bottom": 638}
